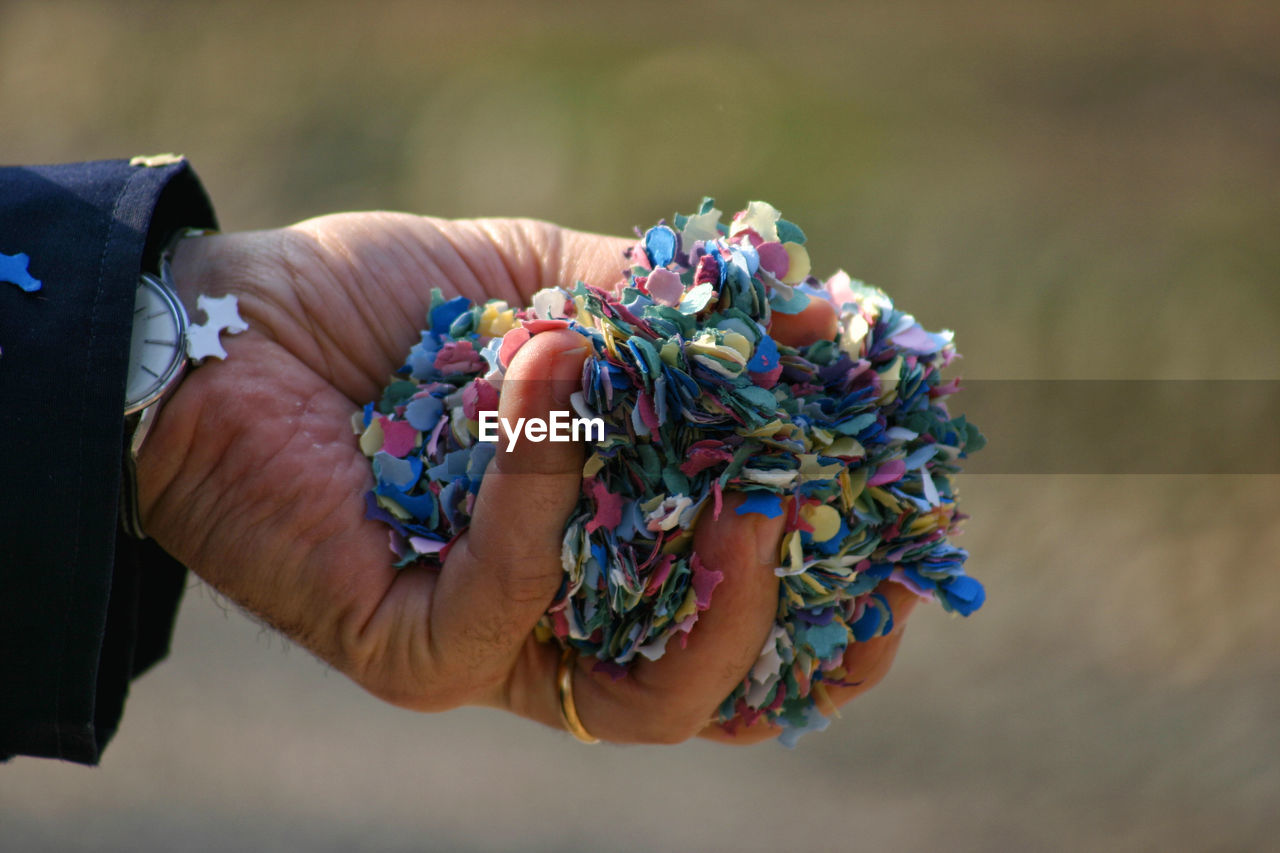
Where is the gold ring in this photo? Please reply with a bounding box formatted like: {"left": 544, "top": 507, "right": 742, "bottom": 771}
{"left": 557, "top": 646, "right": 600, "bottom": 744}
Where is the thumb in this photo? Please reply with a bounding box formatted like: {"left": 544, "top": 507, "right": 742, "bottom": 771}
{"left": 429, "top": 328, "right": 591, "bottom": 678}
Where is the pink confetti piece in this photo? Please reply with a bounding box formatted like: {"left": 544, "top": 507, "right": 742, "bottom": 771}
{"left": 645, "top": 268, "right": 685, "bottom": 307}
{"left": 680, "top": 440, "right": 735, "bottom": 476}
{"left": 584, "top": 477, "right": 625, "bottom": 534}
{"left": 409, "top": 536, "right": 448, "bottom": 555}
{"left": 434, "top": 340, "right": 485, "bottom": 375}
{"left": 637, "top": 391, "right": 662, "bottom": 437}
{"left": 868, "top": 458, "right": 906, "bottom": 486}
{"left": 644, "top": 554, "right": 677, "bottom": 595}
{"left": 498, "top": 326, "right": 532, "bottom": 368}
{"left": 378, "top": 416, "right": 419, "bottom": 458}
{"left": 462, "top": 378, "right": 499, "bottom": 421}
{"left": 691, "top": 553, "right": 724, "bottom": 612}
{"left": 756, "top": 241, "right": 790, "bottom": 279}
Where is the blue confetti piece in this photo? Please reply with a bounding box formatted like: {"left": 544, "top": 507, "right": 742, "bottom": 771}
{"left": 429, "top": 295, "right": 471, "bottom": 335}
{"left": 466, "top": 442, "right": 496, "bottom": 491}
{"left": 0, "top": 252, "right": 41, "bottom": 292}
{"left": 735, "top": 492, "right": 784, "bottom": 519}
{"left": 405, "top": 395, "right": 444, "bottom": 432}
{"left": 439, "top": 479, "right": 470, "bottom": 528}
{"left": 939, "top": 575, "right": 985, "bottom": 616}
{"left": 835, "top": 413, "right": 878, "bottom": 436}
{"left": 768, "top": 286, "right": 810, "bottom": 315}
{"left": 643, "top": 225, "right": 678, "bottom": 268}
{"left": 778, "top": 704, "right": 831, "bottom": 748}
{"left": 851, "top": 599, "right": 888, "bottom": 642}
{"left": 364, "top": 491, "right": 408, "bottom": 535}
{"left": 373, "top": 451, "right": 421, "bottom": 489}
{"left": 747, "top": 334, "right": 780, "bottom": 372}
{"left": 796, "top": 620, "right": 849, "bottom": 659}
{"left": 405, "top": 333, "right": 442, "bottom": 379}
{"left": 479, "top": 337, "right": 503, "bottom": 373}
{"left": 427, "top": 449, "right": 471, "bottom": 482}
{"left": 375, "top": 481, "right": 438, "bottom": 521}
{"left": 903, "top": 444, "right": 940, "bottom": 469}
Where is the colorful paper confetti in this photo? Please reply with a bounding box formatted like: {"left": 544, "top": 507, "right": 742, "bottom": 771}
{"left": 357, "top": 199, "right": 986, "bottom": 741}
{"left": 185, "top": 293, "right": 248, "bottom": 362}
{"left": 1, "top": 251, "right": 42, "bottom": 293}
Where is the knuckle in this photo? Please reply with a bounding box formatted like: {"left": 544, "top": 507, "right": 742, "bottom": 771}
{"left": 457, "top": 536, "right": 560, "bottom": 608}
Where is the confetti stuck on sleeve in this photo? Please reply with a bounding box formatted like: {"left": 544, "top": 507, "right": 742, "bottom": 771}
{"left": 355, "top": 199, "right": 986, "bottom": 743}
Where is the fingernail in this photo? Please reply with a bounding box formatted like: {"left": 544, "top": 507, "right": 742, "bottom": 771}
{"left": 549, "top": 338, "right": 590, "bottom": 406}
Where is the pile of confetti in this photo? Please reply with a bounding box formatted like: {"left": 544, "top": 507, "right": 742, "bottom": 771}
{"left": 356, "top": 200, "right": 985, "bottom": 743}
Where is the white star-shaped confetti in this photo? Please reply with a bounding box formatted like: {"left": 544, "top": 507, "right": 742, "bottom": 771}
{"left": 185, "top": 293, "right": 248, "bottom": 363}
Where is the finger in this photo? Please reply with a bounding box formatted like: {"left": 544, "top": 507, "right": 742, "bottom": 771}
{"left": 429, "top": 328, "right": 591, "bottom": 682}
{"left": 816, "top": 582, "right": 919, "bottom": 709}
{"left": 698, "top": 582, "right": 920, "bottom": 744}
{"left": 563, "top": 492, "right": 785, "bottom": 743}
{"left": 768, "top": 296, "right": 839, "bottom": 348}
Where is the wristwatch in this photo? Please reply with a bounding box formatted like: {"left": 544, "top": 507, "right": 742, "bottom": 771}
{"left": 120, "top": 249, "right": 191, "bottom": 538}
{"left": 125, "top": 262, "right": 190, "bottom": 451}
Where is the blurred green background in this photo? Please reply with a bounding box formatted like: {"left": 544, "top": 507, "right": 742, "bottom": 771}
{"left": 2, "top": 1, "right": 1277, "bottom": 850}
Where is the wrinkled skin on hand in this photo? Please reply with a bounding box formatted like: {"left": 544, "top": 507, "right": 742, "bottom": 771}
{"left": 137, "top": 213, "right": 916, "bottom": 744}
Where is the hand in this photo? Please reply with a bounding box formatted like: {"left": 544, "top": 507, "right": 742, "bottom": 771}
{"left": 137, "top": 212, "right": 915, "bottom": 743}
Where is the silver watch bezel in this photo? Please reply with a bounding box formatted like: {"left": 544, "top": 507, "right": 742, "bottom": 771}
{"left": 125, "top": 269, "right": 190, "bottom": 416}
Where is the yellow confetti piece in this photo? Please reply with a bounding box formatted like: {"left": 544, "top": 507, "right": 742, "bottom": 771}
{"left": 801, "top": 503, "right": 842, "bottom": 542}
{"left": 662, "top": 529, "right": 695, "bottom": 555}
{"left": 742, "top": 419, "right": 785, "bottom": 438}
{"left": 867, "top": 486, "right": 902, "bottom": 512}
{"left": 787, "top": 529, "right": 805, "bottom": 574}
{"left": 478, "top": 301, "right": 517, "bottom": 338}
{"left": 732, "top": 200, "right": 781, "bottom": 243}
{"left": 358, "top": 418, "right": 384, "bottom": 457}
{"left": 799, "top": 573, "right": 827, "bottom": 596}
{"left": 826, "top": 436, "right": 865, "bottom": 458}
{"left": 877, "top": 355, "right": 903, "bottom": 404}
{"left": 601, "top": 324, "right": 620, "bottom": 360}
{"left": 798, "top": 454, "right": 845, "bottom": 483}
{"left": 660, "top": 339, "right": 682, "bottom": 366}
{"left": 672, "top": 588, "right": 699, "bottom": 624}
{"left": 840, "top": 313, "right": 870, "bottom": 357}
{"left": 841, "top": 468, "right": 867, "bottom": 509}
{"left": 375, "top": 493, "right": 411, "bottom": 520}
{"left": 582, "top": 453, "right": 605, "bottom": 479}
{"left": 909, "top": 514, "right": 941, "bottom": 536}
{"left": 721, "top": 331, "right": 752, "bottom": 361}
{"left": 681, "top": 207, "right": 724, "bottom": 246}
{"left": 781, "top": 242, "right": 810, "bottom": 284}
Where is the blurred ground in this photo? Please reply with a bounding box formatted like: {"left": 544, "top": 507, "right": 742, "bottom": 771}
{"left": 2, "top": 1, "right": 1277, "bottom": 850}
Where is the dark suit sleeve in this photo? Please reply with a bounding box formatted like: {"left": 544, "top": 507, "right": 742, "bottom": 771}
{"left": 0, "top": 158, "right": 217, "bottom": 764}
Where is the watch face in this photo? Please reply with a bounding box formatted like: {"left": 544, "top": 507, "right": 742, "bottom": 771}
{"left": 125, "top": 273, "right": 188, "bottom": 412}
